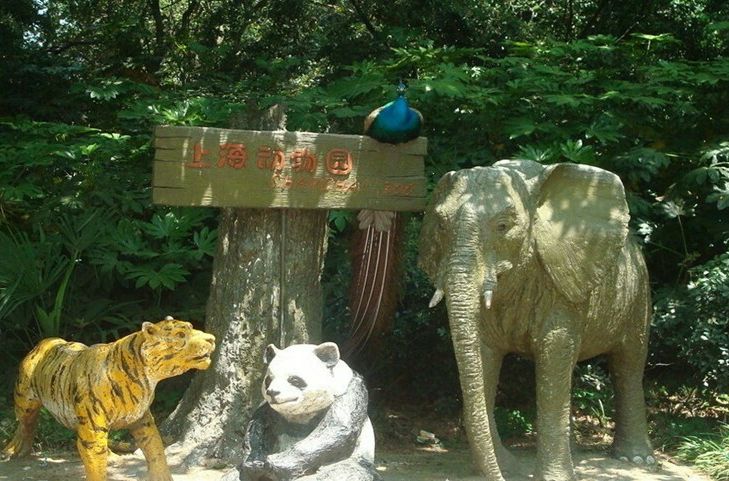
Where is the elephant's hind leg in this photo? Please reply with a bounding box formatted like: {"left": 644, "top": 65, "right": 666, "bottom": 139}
{"left": 608, "top": 348, "right": 654, "bottom": 466}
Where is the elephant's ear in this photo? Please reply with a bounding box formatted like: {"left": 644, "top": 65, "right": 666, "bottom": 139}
{"left": 494, "top": 159, "right": 545, "bottom": 185}
{"left": 533, "top": 163, "right": 629, "bottom": 305}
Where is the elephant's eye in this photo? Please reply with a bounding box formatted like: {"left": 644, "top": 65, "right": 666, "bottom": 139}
{"left": 496, "top": 222, "right": 509, "bottom": 233}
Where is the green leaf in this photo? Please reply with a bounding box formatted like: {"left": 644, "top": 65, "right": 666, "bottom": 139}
{"left": 35, "top": 306, "right": 55, "bottom": 337}
{"left": 707, "top": 183, "right": 729, "bottom": 210}
{"left": 708, "top": 21, "right": 729, "bottom": 32}
{"left": 660, "top": 200, "right": 687, "bottom": 218}
{"left": 559, "top": 139, "right": 595, "bottom": 163}
{"left": 193, "top": 227, "right": 218, "bottom": 258}
{"left": 328, "top": 210, "right": 352, "bottom": 234}
{"left": 543, "top": 94, "right": 589, "bottom": 107}
{"left": 631, "top": 33, "right": 678, "bottom": 43}
{"left": 516, "top": 144, "right": 554, "bottom": 163}
{"left": 503, "top": 117, "right": 536, "bottom": 139}
{"left": 125, "top": 263, "right": 189, "bottom": 290}
{"left": 584, "top": 117, "right": 623, "bottom": 144}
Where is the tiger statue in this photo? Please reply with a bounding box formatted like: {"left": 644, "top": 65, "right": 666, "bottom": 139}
{"left": 1, "top": 316, "right": 216, "bottom": 481}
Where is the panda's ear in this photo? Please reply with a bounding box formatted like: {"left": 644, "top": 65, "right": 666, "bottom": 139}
{"left": 313, "top": 342, "right": 340, "bottom": 369}
{"left": 264, "top": 344, "right": 280, "bottom": 364}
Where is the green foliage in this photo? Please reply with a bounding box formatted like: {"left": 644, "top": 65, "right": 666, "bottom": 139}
{"left": 494, "top": 407, "right": 534, "bottom": 439}
{"left": 653, "top": 252, "right": 729, "bottom": 390}
{"left": 0, "top": 117, "right": 217, "bottom": 363}
{"left": 677, "top": 423, "right": 729, "bottom": 480}
{"left": 573, "top": 363, "right": 614, "bottom": 427}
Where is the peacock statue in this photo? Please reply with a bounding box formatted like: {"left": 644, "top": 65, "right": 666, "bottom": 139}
{"left": 348, "top": 82, "right": 423, "bottom": 356}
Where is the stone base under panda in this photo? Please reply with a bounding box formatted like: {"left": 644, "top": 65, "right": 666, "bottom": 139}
{"left": 221, "top": 343, "right": 381, "bottom": 481}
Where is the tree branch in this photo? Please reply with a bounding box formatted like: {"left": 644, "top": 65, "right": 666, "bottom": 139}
{"left": 579, "top": 0, "right": 610, "bottom": 38}
{"left": 348, "top": 0, "right": 382, "bottom": 43}
{"left": 178, "top": 0, "right": 201, "bottom": 39}
{"left": 147, "top": 0, "right": 166, "bottom": 62}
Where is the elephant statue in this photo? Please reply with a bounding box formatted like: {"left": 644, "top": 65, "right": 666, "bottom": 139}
{"left": 418, "top": 160, "right": 654, "bottom": 481}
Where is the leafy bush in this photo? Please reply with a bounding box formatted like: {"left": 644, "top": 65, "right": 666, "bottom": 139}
{"left": 0, "top": 118, "right": 218, "bottom": 365}
{"left": 653, "top": 252, "right": 729, "bottom": 390}
{"left": 495, "top": 407, "right": 534, "bottom": 439}
{"left": 573, "top": 362, "right": 614, "bottom": 427}
{"left": 677, "top": 423, "right": 729, "bottom": 480}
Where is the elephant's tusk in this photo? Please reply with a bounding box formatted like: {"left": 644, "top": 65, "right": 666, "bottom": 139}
{"left": 483, "top": 289, "right": 493, "bottom": 309}
{"left": 429, "top": 289, "right": 444, "bottom": 308}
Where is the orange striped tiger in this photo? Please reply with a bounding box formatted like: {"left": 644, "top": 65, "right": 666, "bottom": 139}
{"left": 1, "top": 316, "right": 215, "bottom": 481}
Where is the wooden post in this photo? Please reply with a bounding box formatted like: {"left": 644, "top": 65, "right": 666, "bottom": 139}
{"left": 161, "top": 106, "right": 329, "bottom": 464}
{"left": 158, "top": 104, "right": 427, "bottom": 465}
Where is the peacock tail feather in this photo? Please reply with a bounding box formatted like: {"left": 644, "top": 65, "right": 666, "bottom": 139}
{"left": 346, "top": 210, "right": 405, "bottom": 355}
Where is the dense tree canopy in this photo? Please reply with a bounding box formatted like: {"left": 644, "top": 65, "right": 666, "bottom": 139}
{"left": 1, "top": 0, "right": 728, "bottom": 399}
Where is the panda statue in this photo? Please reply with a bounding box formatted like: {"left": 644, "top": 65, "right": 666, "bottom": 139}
{"left": 221, "top": 342, "right": 381, "bottom": 481}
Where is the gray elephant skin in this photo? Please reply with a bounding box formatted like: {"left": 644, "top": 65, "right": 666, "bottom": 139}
{"left": 418, "top": 160, "right": 654, "bottom": 481}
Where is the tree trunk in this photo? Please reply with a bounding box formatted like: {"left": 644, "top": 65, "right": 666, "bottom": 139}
{"left": 161, "top": 104, "right": 329, "bottom": 467}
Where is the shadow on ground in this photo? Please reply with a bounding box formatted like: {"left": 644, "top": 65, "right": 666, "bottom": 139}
{"left": 378, "top": 447, "right": 710, "bottom": 481}
{"left": 0, "top": 446, "right": 711, "bottom": 480}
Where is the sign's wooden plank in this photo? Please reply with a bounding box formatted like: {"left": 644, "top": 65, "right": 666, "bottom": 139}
{"left": 153, "top": 184, "right": 426, "bottom": 211}
{"left": 152, "top": 161, "right": 426, "bottom": 208}
{"left": 154, "top": 152, "right": 424, "bottom": 179}
{"left": 154, "top": 126, "right": 428, "bottom": 156}
{"left": 152, "top": 125, "right": 428, "bottom": 211}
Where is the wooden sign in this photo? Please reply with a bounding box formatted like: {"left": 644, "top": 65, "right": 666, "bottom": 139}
{"left": 153, "top": 126, "right": 427, "bottom": 211}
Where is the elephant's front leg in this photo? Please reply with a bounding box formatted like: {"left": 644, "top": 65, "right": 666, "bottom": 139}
{"left": 481, "top": 346, "right": 517, "bottom": 473}
{"left": 534, "top": 328, "right": 578, "bottom": 481}
{"left": 129, "top": 410, "right": 173, "bottom": 481}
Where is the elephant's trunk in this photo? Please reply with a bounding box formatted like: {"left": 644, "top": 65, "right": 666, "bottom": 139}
{"left": 444, "top": 231, "right": 505, "bottom": 480}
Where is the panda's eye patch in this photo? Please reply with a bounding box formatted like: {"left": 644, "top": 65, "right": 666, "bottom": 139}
{"left": 264, "top": 376, "right": 272, "bottom": 389}
{"left": 288, "top": 376, "right": 307, "bottom": 389}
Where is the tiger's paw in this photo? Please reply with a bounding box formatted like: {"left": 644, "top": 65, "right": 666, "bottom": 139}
{"left": 148, "top": 468, "right": 174, "bottom": 481}
{"left": 1, "top": 437, "right": 32, "bottom": 460}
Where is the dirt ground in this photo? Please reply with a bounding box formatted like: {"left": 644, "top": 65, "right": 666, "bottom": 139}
{"left": 0, "top": 445, "right": 712, "bottom": 481}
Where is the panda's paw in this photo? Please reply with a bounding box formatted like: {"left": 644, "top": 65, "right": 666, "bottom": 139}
{"left": 220, "top": 468, "right": 243, "bottom": 481}
{"left": 265, "top": 453, "right": 302, "bottom": 481}
{"left": 240, "top": 459, "right": 271, "bottom": 479}
{"left": 242, "top": 459, "right": 266, "bottom": 470}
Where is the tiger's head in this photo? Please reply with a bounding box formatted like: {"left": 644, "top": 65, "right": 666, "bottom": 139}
{"left": 139, "top": 316, "right": 216, "bottom": 380}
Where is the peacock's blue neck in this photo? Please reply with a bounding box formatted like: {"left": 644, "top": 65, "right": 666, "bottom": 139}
{"left": 390, "top": 96, "right": 409, "bottom": 117}
{"left": 366, "top": 89, "right": 421, "bottom": 143}
{"left": 380, "top": 96, "right": 418, "bottom": 128}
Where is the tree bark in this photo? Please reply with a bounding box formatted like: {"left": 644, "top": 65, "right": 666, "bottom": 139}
{"left": 161, "top": 104, "right": 329, "bottom": 467}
